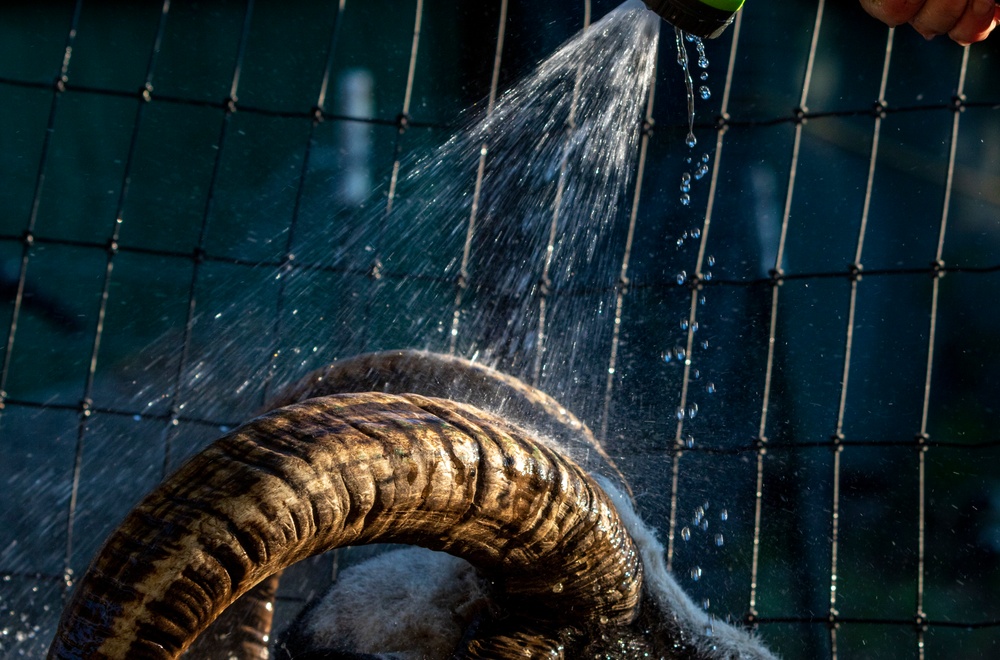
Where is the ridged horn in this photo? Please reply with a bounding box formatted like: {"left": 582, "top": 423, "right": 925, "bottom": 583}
{"left": 48, "top": 392, "right": 641, "bottom": 659}
{"left": 271, "top": 349, "right": 630, "bottom": 494}
{"left": 214, "top": 349, "right": 630, "bottom": 659}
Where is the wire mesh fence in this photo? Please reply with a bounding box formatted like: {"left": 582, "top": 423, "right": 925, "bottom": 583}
{"left": 1, "top": 0, "right": 998, "bottom": 658}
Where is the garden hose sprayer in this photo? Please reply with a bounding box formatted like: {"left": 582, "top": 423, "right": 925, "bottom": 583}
{"left": 643, "top": 0, "right": 745, "bottom": 38}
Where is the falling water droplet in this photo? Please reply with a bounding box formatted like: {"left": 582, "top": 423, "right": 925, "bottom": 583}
{"left": 681, "top": 526, "right": 691, "bottom": 541}
{"left": 702, "top": 153, "right": 710, "bottom": 163}
{"left": 662, "top": 351, "right": 673, "bottom": 363}
{"left": 678, "top": 35, "right": 698, "bottom": 153}
{"left": 685, "top": 434, "right": 695, "bottom": 448}
{"left": 692, "top": 369, "right": 701, "bottom": 379}
{"left": 702, "top": 598, "right": 711, "bottom": 610}
{"left": 552, "top": 582, "right": 564, "bottom": 593}
{"left": 676, "top": 237, "right": 685, "bottom": 247}
{"left": 688, "top": 403, "right": 699, "bottom": 419}
{"left": 699, "top": 295, "right": 706, "bottom": 305}
{"left": 707, "top": 255, "right": 716, "bottom": 266}
{"left": 691, "top": 321, "right": 699, "bottom": 332}
{"left": 675, "top": 347, "right": 686, "bottom": 361}
{"left": 720, "top": 509, "right": 729, "bottom": 521}
{"left": 706, "top": 382, "right": 716, "bottom": 394}
{"left": 685, "top": 133, "right": 697, "bottom": 149}
{"left": 690, "top": 566, "right": 703, "bottom": 581}
{"left": 704, "top": 271, "right": 713, "bottom": 281}
{"left": 676, "top": 271, "right": 687, "bottom": 285}
{"left": 676, "top": 407, "right": 685, "bottom": 421}
{"left": 701, "top": 339, "right": 710, "bottom": 350}
{"left": 699, "top": 86, "right": 711, "bottom": 100}
{"left": 699, "top": 519, "right": 709, "bottom": 531}
{"left": 690, "top": 228, "right": 701, "bottom": 239}
{"left": 680, "top": 318, "right": 689, "bottom": 330}
{"left": 694, "top": 506, "right": 704, "bottom": 522}
{"left": 695, "top": 37, "right": 709, "bottom": 68}
{"left": 715, "top": 533, "right": 725, "bottom": 547}
{"left": 700, "top": 71, "right": 708, "bottom": 81}
{"left": 680, "top": 193, "right": 691, "bottom": 206}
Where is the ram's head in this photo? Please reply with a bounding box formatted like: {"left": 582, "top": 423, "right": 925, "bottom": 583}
{"left": 47, "top": 351, "right": 776, "bottom": 659}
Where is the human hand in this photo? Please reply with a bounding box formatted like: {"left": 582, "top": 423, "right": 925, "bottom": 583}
{"left": 859, "top": 0, "right": 1000, "bottom": 44}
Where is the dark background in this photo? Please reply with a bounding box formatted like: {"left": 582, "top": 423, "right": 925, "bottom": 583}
{"left": 0, "top": 1, "right": 998, "bottom": 657}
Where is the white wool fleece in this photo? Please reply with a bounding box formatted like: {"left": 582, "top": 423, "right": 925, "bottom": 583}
{"left": 297, "top": 547, "right": 490, "bottom": 659}
{"left": 597, "top": 477, "right": 779, "bottom": 660}
{"left": 292, "top": 483, "right": 778, "bottom": 659}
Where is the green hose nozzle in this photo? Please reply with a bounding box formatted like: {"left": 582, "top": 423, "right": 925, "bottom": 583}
{"left": 643, "top": 0, "right": 744, "bottom": 39}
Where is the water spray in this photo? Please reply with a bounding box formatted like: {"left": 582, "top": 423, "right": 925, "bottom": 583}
{"left": 643, "top": 0, "right": 744, "bottom": 38}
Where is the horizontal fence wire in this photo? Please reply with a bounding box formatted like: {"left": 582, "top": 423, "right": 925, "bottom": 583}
{"left": 2, "top": 73, "right": 994, "bottom": 130}
{"left": 0, "top": 230, "right": 994, "bottom": 290}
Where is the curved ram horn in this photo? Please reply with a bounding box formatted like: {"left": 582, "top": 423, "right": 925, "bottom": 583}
{"left": 271, "top": 349, "right": 629, "bottom": 494}
{"left": 213, "top": 349, "right": 629, "bottom": 659}
{"left": 47, "top": 392, "right": 641, "bottom": 659}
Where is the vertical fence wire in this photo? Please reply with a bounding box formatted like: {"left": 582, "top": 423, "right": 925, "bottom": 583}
{"left": 531, "top": 0, "right": 592, "bottom": 387}
{"left": 747, "top": 0, "right": 827, "bottom": 627}
{"left": 377, "top": 0, "right": 424, "bottom": 244}
{"left": 449, "top": 0, "right": 509, "bottom": 355}
{"left": 64, "top": 0, "right": 173, "bottom": 597}
{"left": 260, "top": 0, "right": 347, "bottom": 406}
{"left": 913, "top": 44, "right": 971, "bottom": 660}
{"left": 14, "top": 0, "right": 87, "bottom": 597}
{"left": 824, "top": 26, "right": 895, "bottom": 659}
{"left": 664, "top": 13, "right": 744, "bottom": 571}
{"left": 13, "top": 0, "right": 90, "bottom": 599}
{"left": 0, "top": 0, "right": 84, "bottom": 423}
{"left": 162, "top": 0, "right": 256, "bottom": 476}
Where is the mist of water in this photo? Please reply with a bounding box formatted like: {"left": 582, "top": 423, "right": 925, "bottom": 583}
{"left": 157, "top": 0, "right": 662, "bottom": 429}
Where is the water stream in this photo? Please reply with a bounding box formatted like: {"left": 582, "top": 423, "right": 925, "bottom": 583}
{"left": 159, "top": 0, "right": 663, "bottom": 428}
